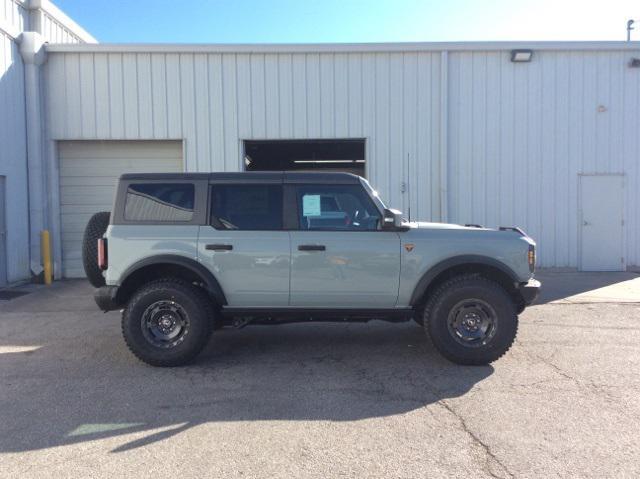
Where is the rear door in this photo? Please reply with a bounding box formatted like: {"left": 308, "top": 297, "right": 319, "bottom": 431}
{"left": 288, "top": 183, "right": 401, "bottom": 308}
{"left": 197, "top": 182, "right": 290, "bottom": 307}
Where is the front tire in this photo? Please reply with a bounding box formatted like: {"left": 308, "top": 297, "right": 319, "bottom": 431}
{"left": 122, "top": 278, "right": 215, "bottom": 367}
{"left": 423, "top": 276, "right": 518, "bottom": 365}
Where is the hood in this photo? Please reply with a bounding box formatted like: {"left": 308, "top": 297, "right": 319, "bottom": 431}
{"left": 408, "top": 221, "right": 494, "bottom": 231}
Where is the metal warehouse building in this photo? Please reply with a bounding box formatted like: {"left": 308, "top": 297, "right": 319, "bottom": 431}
{"left": 2, "top": 1, "right": 640, "bottom": 285}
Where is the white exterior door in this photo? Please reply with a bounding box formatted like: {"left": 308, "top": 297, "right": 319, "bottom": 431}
{"left": 579, "top": 175, "right": 624, "bottom": 271}
{"left": 58, "top": 141, "right": 183, "bottom": 278}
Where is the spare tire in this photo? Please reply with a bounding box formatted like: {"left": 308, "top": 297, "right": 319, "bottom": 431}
{"left": 82, "top": 211, "right": 110, "bottom": 287}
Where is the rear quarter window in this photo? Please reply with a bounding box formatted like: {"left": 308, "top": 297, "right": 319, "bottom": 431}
{"left": 124, "top": 183, "right": 195, "bottom": 222}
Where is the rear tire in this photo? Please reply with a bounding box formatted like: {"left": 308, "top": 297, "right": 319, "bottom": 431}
{"left": 82, "top": 211, "right": 110, "bottom": 287}
{"left": 122, "top": 278, "right": 215, "bottom": 367}
{"left": 423, "top": 275, "right": 518, "bottom": 365}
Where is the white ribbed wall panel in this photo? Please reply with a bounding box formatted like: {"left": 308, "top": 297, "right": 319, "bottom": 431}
{"left": 45, "top": 51, "right": 444, "bottom": 220}
{"left": 0, "top": 30, "right": 30, "bottom": 282}
{"left": 447, "top": 50, "right": 640, "bottom": 267}
{"left": 43, "top": 46, "right": 640, "bottom": 268}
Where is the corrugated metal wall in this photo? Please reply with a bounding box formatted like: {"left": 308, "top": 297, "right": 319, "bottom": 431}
{"left": 447, "top": 50, "right": 640, "bottom": 267}
{"left": 44, "top": 47, "right": 640, "bottom": 268}
{"left": 0, "top": 26, "right": 30, "bottom": 281}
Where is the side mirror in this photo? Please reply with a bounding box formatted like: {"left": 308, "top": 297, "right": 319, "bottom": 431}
{"left": 381, "top": 208, "right": 405, "bottom": 230}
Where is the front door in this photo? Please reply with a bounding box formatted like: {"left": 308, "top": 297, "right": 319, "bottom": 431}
{"left": 579, "top": 174, "right": 624, "bottom": 271}
{"left": 288, "top": 184, "right": 401, "bottom": 308}
{"left": 197, "top": 183, "right": 290, "bottom": 307}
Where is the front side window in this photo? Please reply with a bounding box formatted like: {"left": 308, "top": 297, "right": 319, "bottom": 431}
{"left": 296, "top": 185, "right": 381, "bottom": 231}
{"left": 210, "top": 184, "right": 283, "bottom": 230}
{"left": 124, "top": 183, "right": 194, "bottom": 222}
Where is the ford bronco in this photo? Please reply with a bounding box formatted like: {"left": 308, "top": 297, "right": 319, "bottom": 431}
{"left": 87, "top": 172, "right": 540, "bottom": 367}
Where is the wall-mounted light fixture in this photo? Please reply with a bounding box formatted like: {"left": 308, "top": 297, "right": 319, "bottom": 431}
{"left": 629, "top": 58, "right": 640, "bottom": 68}
{"left": 510, "top": 49, "right": 533, "bottom": 63}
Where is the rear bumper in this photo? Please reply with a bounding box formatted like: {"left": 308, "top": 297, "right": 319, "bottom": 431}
{"left": 94, "top": 286, "right": 121, "bottom": 312}
{"left": 518, "top": 278, "right": 541, "bottom": 306}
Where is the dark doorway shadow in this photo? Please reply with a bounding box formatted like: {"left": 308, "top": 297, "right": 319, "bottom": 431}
{"left": 0, "top": 320, "right": 492, "bottom": 453}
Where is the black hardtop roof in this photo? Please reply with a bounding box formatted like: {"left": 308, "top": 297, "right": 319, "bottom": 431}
{"left": 119, "top": 171, "right": 363, "bottom": 184}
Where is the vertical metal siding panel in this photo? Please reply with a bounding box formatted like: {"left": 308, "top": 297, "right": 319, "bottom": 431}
{"left": 458, "top": 52, "right": 475, "bottom": 224}
{"left": 194, "top": 54, "right": 210, "bottom": 171}
{"left": 291, "top": 54, "right": 307, "bottom": 138}
{"left": 430, "top": 54, "right": 441, "bottom": 220}
{"left": 277, "top": 54, "right": 293, "bottom": 138}
{"left": 319, "top": 54, "right": 335, "bottom": 137}
{"left": 471, "top": 52, "right": 487, "bottom": 225}
{"left": 250, "top": 54, "right": 266, "bottom": 138}
{"left": 447, "top": 53, "right": 460, "bottom": 222}
{"left": 150, "top": 54, "right": 168, "bottom": 138}
{"left": 64, "top": 53, "right": 82, "bottom": 137}
{"left": 609, "top": 52, "right": 625, "bottom": 174}
{"left": 623, "top": 51, "right": 640, "bottom": 266}
{"left": 582, "top": 54, "right": 597, "bottom": 174}
{"left": 388, "top": 54, "right": 403, "bottom": 211}
{"left": 94, "top": 54, "right": 110, "bottom": 138}
{"left": 107, "top": 53, "right": 125, "bottom": 139}
{"left": 165, "top": 53, "right": 182, "bottom": 139}
{"left": 416, "top": 53, "right": 431, "bottom": 219}
{"left": 264, "top": 54, "right": 280, "bottom": 138}
{"left": 179, "top": 53, "right": 196, "bottom": 170}
{"left": 305, "top": 53, "right": 321, "bottom": 137}
{"left": 539, "top": 53, "right": 556, "bottom": 266}
{"left": 484, "top": 52, "right": 501, "bottom": 229}
{"left": 361, "top": 53, "right": 376, "bottom": 181}
{"left": 136, "top": 53, "right": 154, "bottom": 138}
{"left": 567, "top": 52, "right": 583, "bottom": 267}
{"left": 334, "top": 53, "right": 349, "bottom": 136}
{"left": 347, "top": 54, "right": 363, "bottom": 136}
{"left": 402, "top": 53, "right": 417, "bottom": 219}
{"left": 46, "top": 54, "right": 66, "bottom": 138}
{"left": 374, "top": 53, "right": 390, "bottom": 202}
{"left": 222, "top": 54, "right": 239, "bottom": 171}
{"left": 208, "top": 54, "right": 225, "bottom": 171}
{"left": 236, "top": 53, "right": 252, "bottom": 140}
{"left": 595, "top": 53, "right": 611, "bottom": 173}
{"left": 122, "top": 53, "right": 139, "bottom": 138}
{"left": 526, "top": 53, "right": 543, "bottom": 255}
{"left": 554, "top": 53, "right": 570, "bottom": 266}
{"left": 79, "top": 54, "right": 96, "bottom": 138}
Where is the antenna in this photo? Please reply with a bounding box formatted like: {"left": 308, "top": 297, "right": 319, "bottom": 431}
{"left": 407, "top": 153, "right": 412, "bottom": 222}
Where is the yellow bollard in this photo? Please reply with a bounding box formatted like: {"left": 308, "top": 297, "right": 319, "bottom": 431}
{"left": 41, "top": 230, "right": 52, "bottom": 285}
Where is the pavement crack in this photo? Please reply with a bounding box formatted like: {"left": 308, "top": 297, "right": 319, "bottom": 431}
{"left": 437, "top": 398, "right": 514, "bottom": 479}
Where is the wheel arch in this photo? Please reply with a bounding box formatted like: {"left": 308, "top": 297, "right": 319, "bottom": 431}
{"left": 115, "top": 255, "right": 227, "bottom": 306}
{"left": 409, "top": 255, "right": 520, "bottom": 308}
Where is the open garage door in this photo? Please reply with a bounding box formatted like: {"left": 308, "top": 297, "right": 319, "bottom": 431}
{"left": 244, "top": 139, "right": 365, "bottom": 176}
{"left": 58, "top": 141, "right": 183, "bottom": 278}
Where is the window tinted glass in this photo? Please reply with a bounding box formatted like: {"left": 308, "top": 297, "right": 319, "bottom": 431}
{"left": 211, "top": 184, "right": 283, "bottom": 230}
{"left": 296, "top": 185, "right": 381, "bottom": 231}
{"left": 124, "top": 183, "right": 194, "bottom": 221}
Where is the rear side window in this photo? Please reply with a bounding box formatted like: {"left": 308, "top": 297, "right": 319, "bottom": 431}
{"left": 210, "top": 184, "right": 283, "bottom": 230}
{"left": 124, "top": 183, "right": 195, "bottom": 222}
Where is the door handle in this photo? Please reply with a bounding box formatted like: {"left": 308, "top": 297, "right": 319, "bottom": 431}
{"left": 205, "top": 244, "right": 233, "bottom": 251}
{"left": 298, "top": 244, "right": 326, "bottom": 251}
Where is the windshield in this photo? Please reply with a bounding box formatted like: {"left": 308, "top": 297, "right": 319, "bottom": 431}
{"left": 360, "top": 178, "right": 387, "bottom": 211}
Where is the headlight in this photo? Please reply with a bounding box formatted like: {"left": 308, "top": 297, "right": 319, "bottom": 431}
{"left": 528, "top": 245, "right": 536, "bottom": 272}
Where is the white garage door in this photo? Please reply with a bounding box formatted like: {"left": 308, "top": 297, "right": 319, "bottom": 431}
{"left": 59, "top": 141, "right": 183, "bottom": 278}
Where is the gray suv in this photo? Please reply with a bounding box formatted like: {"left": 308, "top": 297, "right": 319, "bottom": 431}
{"left": 88, "top": 172, "right": 540, "bottom": 367}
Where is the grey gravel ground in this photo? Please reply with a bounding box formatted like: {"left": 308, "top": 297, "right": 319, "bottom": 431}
{"left": 1, "top": 272, "right": 639, "bottom": 478}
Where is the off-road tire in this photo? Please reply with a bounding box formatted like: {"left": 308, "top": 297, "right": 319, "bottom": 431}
{"left": 82, "top": 211, "right": 110, "bottom": 287}
{"left": 423, "top": 275, "right": 518, "bottom": 365}
{"left": 122, "top": 278, "right": 215, "bottom": 367}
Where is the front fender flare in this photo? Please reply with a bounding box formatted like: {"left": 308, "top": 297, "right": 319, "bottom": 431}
{"left": 409, "top": 255, "right": 519, "bottom": 306}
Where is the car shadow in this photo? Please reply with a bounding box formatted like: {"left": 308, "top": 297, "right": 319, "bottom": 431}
{"left": 0, "top": 319, "right": 493, "bottom": 454}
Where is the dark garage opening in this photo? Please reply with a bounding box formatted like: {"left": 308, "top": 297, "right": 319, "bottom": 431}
{"left": 243, "top": 139, "right": 365, "bottom": 176}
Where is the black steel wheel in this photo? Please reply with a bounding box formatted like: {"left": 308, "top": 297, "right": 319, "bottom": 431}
{"left": 122, "top": 278, "right": 215, "bottom": 367}
{"left": 423, "top": 275, "right": 518, "bottom": 365}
